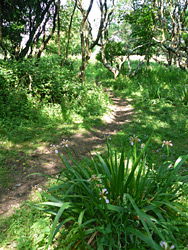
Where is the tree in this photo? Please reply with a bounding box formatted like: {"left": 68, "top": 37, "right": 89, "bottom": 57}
{"left": 76, "top": 0, "right": 117, "bottom": 82}
{"left": 65, "top": 0, "right": 78, "bottom": 60}
{"left": 153, "top": 0, "right": 188, "bottom": 68}
{"left": 45, "top": 0, "right": 81, "bottom": 60}
{"left": 0, "top": 0, "right": 57, "bottom": 60}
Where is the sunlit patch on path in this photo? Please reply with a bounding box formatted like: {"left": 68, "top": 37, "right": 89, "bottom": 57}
{"left": 0, "top": 90, "right": 133, "bottom": 217}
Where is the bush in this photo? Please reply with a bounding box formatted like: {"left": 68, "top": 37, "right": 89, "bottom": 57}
{"left": 34, "top": 137, "right": 188, "bottom": 249}
{"left": 0, "top": 57, "right": 110, "bottom": 122}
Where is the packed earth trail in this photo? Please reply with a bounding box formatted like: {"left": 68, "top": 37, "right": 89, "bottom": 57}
{"left": 0, "top": 90, "right": 133, "bottom": 217}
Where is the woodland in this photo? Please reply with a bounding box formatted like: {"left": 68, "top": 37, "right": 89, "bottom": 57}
{"left": 0, "top": 0, "right": 188, "bottom": 249}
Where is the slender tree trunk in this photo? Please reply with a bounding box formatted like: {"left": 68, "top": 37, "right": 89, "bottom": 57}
{"left": 78, "top": 0, "right": 94, "bottom": 82}
{"left": 101, "top": 38, "right": 120, "bottom": 79}
{"left": 0, "top": 2, "right": 7, "bottom": 60}
{"left": 18, "top": 0, "right": 54, "bottom": 59}
{"left": 57, "top": 0, "right": 61, "bottom": 61}
{"left": 36, "top": 3, "right": 58, "bottom": 65}
{"left": 65, "top": 0, "right": 77, "bottom": 60}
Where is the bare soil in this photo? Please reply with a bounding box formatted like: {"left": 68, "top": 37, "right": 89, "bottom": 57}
{"left": 0, "top": 90, "right": 133, "bottom": 217}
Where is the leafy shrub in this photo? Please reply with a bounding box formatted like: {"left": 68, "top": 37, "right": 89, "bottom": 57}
{"left": 0, "top": 57, "right": 110, "bottom": 122}
{"left": 34, "top": 138, "right": 188, "bottom": 249}
{"left": 96, "top": 41, "right": 126, "bottom": 66}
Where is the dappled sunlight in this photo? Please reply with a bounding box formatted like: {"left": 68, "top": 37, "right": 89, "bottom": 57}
{"left": 1, "top": 0, "right": 188, "bottom": 247}
{"left": 0, "top": 90, "right": 134, "bottom": 217}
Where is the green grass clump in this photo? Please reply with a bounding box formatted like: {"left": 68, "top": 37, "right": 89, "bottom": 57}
{"left": 33, "top": 139, "right": 188, "bottom": 249}
{"left": 0, "top": 201, "right": 51, "bottom": 249}
{"left": 96, "top": 62, "right": 188, "bottom": 165}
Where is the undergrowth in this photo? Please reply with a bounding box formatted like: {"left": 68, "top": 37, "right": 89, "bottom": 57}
{"left": 99, "top": 62, "right": 188, "bottom": 165}
{"left": 0, "top": 56, "right": 110, "bottom": 188}
{"left": 32, "top": 140, "right": 188, "bottom": 249}
{"left": 0, "top": 59, "right": 188, "bottom": 249}
{"left": 1, "top": 140, "right": 188, "bottom": 249}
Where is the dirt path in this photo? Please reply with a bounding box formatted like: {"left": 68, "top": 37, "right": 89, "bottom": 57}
{"left": 0, "top": 90, "right": 133, "bottom": 217}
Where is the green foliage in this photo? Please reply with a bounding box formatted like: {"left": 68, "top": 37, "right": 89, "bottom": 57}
{"left": 0, "top": 56, "right": 110, "bottom": 189}
{"left": 0, "top": 57, "right": 109, "bottom": 121}
{"left": 96, "top": 41, "right": 126, "bottom": 65}
{"left": 1, "top": 0, "right": 56, "bottom": 59}
{"left": 34, "top": 140, "right": 188, "bottom": 249}
{"left": 0, "top": 203, "right": 51, "bottom": 250}
{"left": 125, "top": 3, "right": 157, "bottom": 56}
{"left": 100, "top": 61, "right": 188, "bottom": 166}
{"left": 46, "top": 2, "right": 81, "bottom": 57}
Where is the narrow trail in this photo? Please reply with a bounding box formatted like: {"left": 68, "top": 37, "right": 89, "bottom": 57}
{"left": 0, "top": 90, "right": 133, "bottom": 217}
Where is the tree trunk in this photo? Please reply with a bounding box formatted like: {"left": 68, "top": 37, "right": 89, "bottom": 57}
{"left": 57, "top": 0, "right": 61, "bottom": 62}
{"left": 0, "top": 2, "right": 7, "bottom": 60}
{"left": 18, "top": 0, "right": 54, "bottom": 60}
{"left": 65, "top": 0, "right": 77, "bottom": 60}
{"left": 101, "top": 39, "right": 120, "bottom": 79}
{"left": 36, "top": 3, "right": 57, "bottom": 65}
{"left": 78, "top": 0, "right": 94, "bottom": 82}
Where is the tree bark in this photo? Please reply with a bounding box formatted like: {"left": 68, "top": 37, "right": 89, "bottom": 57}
{"left": 0, "top": 1, "right": 7, "bottom": 60}
{"left": 78, "top": 0, "right": 94, "bottom": 82}
{"left": 57, "top": 0, "right": 61, "bottom": 61}
{"left": 18, "top": 0, "right": 55, "bottom": 60}
{"left": 65, "top": 0, "right": 77, "bottom": 60}
{"left": 36, "top": 3, "right": 58, "bottom": 65}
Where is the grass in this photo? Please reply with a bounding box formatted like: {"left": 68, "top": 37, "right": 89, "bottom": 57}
{"left": 0, "top": 57, "right": 110, "bottom": 188}
{"left": 0, "top": 196, "right": 52, "bottom": 249}
{"left": 99, "top": 62, "right": 188, "bottom": 166}
{"left": 22, "top": 140, "right": 188, "bottom": 249}
{"left": 0, "top": 113, "right": 106, "bottom": 188}
{"left": 0, "top": 58, "right": 188, "bottom": 249}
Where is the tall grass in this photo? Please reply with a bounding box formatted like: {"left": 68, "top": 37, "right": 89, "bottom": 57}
{"left": 33, "top": 138, "right": 188, "bottom": 249}
{"left": 94, "top": 62, "right": 188, "bottom": 165}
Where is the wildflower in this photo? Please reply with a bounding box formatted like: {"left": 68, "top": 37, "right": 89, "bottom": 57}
{"left": 105, "top": 198, "right": 109, "bottom": 204}
{"left": 55, "top": 149, "right": 59, "bottom": 154}
{"left": 162, "top": 140, "right": 173, "bottom": 147}
{"left": 99, "top": 189, "right": 109, "bottom": 204}
{"left": 104, "top": 134, "right": 111, "bottom": 140}
{"left": 88, "top": 174, "right": 97, "bottom": 181}
{"left": 160, "top": 241, "right": 175, "bottom": 250}
{"left": 141, "top": 143, "right": 145, "bottom": 149}
{"left": 130, "top": 134, "right": 141, "bottom": 146}
{"left": 160, "top": 241, "right": 167, "bottom": 248}
{"left": 60, "top": 139, "right": 69, "bottom": 148}
{"left": 102, "top": 188, "right": 108, "bottom": 194}
{"left": 88, "top": 175, "right": 101, "bottom": 182}
{"left": 99, "top": 191, "right": 104, "bottom": 198}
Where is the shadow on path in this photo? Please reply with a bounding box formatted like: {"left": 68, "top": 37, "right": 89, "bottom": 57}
{"left": 0, "top": 90, "right": 133, "bottom": 217}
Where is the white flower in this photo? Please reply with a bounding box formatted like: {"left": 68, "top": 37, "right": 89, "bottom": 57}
{"left": 60, "top": 139, "right": 69, "bottom": 148}
{"left": 141, "top": 143, "right": 145, "bottom": 149}
{"left": 160, "top": 241, "right": 175, "bottom": 250}
{"left": 103, "top": 188, "right": 108, "bottom": 194}
{"left": 170, "top": 246, "right": 175, "bottom": 250}
{"left": 130, "top": 135, "right": 141, "bottom": 146}
{"left": 104, "top": 135, "right": 111, "bottom": 140}
{"left": 162, "top": 140, "right": 173, "bottom": 147}
{"left": 160, "top": 241, "right": 167, "bottom": 249}
{"left": 55, "top": 149, "right": 59, "bottom": 154}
